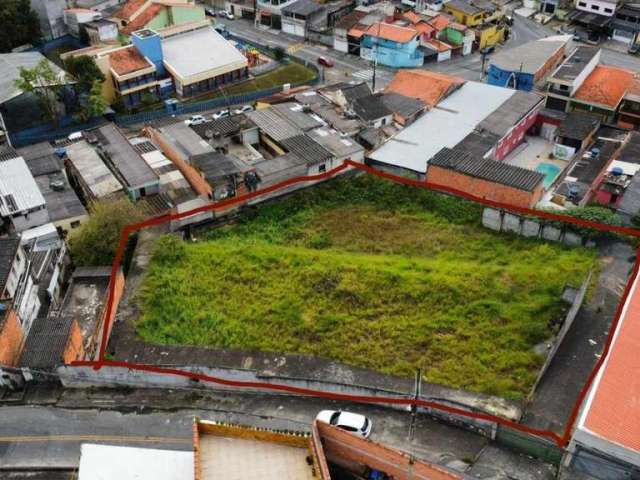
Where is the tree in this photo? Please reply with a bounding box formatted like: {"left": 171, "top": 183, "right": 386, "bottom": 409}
{"left": 273, "top": 46, "right": 286, "bottom": 62}
{"left": 14, "top": 58, "right": 66, "bottom": 126}
{"left": 75, "top": 79, "right": 108, "bottom": 122}
{"left": 0, "top": 0, "right": 41, "bottom": 52}
{"left": 68, "top": 199, "right": 145, "bottom": 267}
{"left": 64, "top": 55, "right": 105, "bottom": 93}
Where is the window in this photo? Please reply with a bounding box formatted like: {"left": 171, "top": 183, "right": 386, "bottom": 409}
{"left": 604, "top": 7, "right": 612, "bottom": 13}
{"left": 578, "top": 1, "right": 586, "bottom": 6}
{"left": 318, "top": 164, "right": 326, "bottom": 173}
{"left": 591, "top": 4, "right": 600, "bottom": 10}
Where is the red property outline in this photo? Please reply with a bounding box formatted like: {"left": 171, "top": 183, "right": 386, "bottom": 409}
{"left": 70, "top": 160, "right": 640, "bottom": 449}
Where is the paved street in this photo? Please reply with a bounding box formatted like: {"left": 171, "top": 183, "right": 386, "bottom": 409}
{"left": 0, "top": 387, "right": 554, "bottom": 478}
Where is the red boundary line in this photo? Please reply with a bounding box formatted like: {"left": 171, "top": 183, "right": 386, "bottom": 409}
{"left": 69, "top": 160, "right": 640, "bottom": 449}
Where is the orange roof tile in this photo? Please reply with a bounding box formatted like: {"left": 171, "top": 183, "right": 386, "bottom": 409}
{"left": 574, "top": 65, "right": 635, "bottom": 109}
{"left": 581, "top": 273, "right": 640, "bottom": 453}
{"left": 403, "top": 10, "right": 422, "bottom": 24}
{"left": 122, "top": 3, "right": 165, "bottom": 34}
{"left": 109, "top": 46, "right": 153, "bottom": 76}
{"left": 414, "top": 22, "right": 436, "bottom": 35}
{"left": 428, "top": 14, "right": 450, "bottom": 31}
{"left": 347, "top": 23, "right": 368, "bottom": 39}
{"left": 114, "top": 0, "right": 148, "bottom": 20}
{"left": 384, "top": 69, "right": 464, "bottom": 107}
{"left": 425, "top": 38, "right": 452, "bottom": 52}
{"left": 365, "top": 22, "right": 418, "bottom": 43}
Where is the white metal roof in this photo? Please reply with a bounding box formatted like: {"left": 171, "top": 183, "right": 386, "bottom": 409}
{"left": 161, "top": 26, "right": 248, "bottom": 81}
{"left": 0, "top": 52, "right": 67, "bottom": 105}
{"left": 65, "top": 141, "right": 123, "bottom": 198}
{"left": 608, "top": 160, "right": 640, "bottom": 176}
{"left": 0, "top": 156, "right": 46, "bottom": 216}
{"left": 368, "top": 82, "right": 515, "bottom": 174}
{"left": 78, "top": 444, "right": 194, "bottom": 480}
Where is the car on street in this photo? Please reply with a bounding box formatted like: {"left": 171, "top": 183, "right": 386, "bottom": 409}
{"left": 318, "top": 56, "right": 334, "bottom": 67}
{"left": 204, "top": 7, "right": 216, "bottom": 16}
{"left": 629, "top": 43, "right": 640, "bottom": 55}
{"left": 316, "top": 410, "right": 372, "bottom": 438}
{"left": 233, "top": 105, "right": 253, "bottom": 115}
{"left": 185, "top": 115, "right": 207, "bottom": 126}
{"left": 218, "top": 10, "right": 234, "bottom": 19}
{"left": 212, "top": 109, "right": 230, "bottom": 120}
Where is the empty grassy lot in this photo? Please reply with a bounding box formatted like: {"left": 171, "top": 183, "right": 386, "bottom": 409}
{"left": 135, "top": 176, "right": 596, "bottom": 399}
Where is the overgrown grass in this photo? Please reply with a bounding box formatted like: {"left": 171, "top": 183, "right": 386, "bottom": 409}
{"left": 135, "top": 176, "right": 596, "bottom": 400}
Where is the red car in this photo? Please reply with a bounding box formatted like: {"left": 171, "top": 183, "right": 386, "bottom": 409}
{"left": 318, "top": 56, "right": 334, "bottom": 67}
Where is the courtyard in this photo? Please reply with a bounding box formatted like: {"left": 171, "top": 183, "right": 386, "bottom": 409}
{"left": 133, "top": 176, "right": 596, "bottom": 400}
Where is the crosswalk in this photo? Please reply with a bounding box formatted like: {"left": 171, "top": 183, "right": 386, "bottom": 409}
{"left": 351, "top": 69, "right": 374, "bottom": 81}
{"left": 286, "top": 43, "right": 305, "bottom": 54}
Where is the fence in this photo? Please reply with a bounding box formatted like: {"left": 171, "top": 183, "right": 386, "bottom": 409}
{"left": 495, "top": 425, "right": 564, "bottom": 465}
{"left": 9, "top": 116, "right": 107, "bottom": 148}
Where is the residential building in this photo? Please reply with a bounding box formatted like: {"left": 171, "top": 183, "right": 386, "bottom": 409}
{"left": 64, "top": 8, "right": 102, "bottom": 37}
{"left": 0, "top": 237, "right": 26, "bottom": 303}
{"left": 426, "top": 147, "right": 545, "bottom": 208}
{"left": 571, "top": 65, "right": 635, "bottom": 122}
{"left": 594, "top": 130, "right": 640, "bottom": 208}
{"left": 84, "top": 19, "right": 120, "bottom": 44}
{"left": 554, "top": 111, "right": 601, "bottom": 153}
{"left": 111, "top": 0, "right": 206, "bottom": 37}
{"left": 64, "top": 140, "right": 124, "bottom": 202}
{"left": 384, "top": 69, "right": 464, "bottom": 108}
{"left": 0, "top": 303, "right": 24, "bottom": 366}
{"left": 191, "top": 152, "right": 251, "bottom": 200}
{"left": 105, "top": 43, "right": 160, "bottom": 108}
{"left": 487, "top": 36, "right": 571, "bottom": 91}
{"left": 545, "top": 46, "right": 601, "bottom": 112}
{"left": 18, "top": 142, "right": 88, "bottom": 232}
{"left": 0, "top": 147, "right": 49, "bottom": 233}
{"left": 379, "top": 92, "right": 426, "bottom": 126}
{"left": 566, "top": 270, "right": 640, "bottom": 476}
{"left": 574, "top": 0, "right": 618, "bottom": 17}
{"left": 30, "top": 0, "right": 68, "bottom": 40}
{"left": 333, "top": 9, "right": 368, "bottom": 53}
{"left": 281, "top": 0, "right": 325, "bottom": 37}
{"left": 74, "top": 0, "right": 124, "bottom": 10}
{"left": 368, "top": 80, "right": 514, "bottom": 177}
{"left": 317, "top": 81, "right": 371, "bottom": 109}
{"left": 444, "top": 0, "right": 497, "bottom": 27}
{"left": 475, "top": 20, "right": 506, "bottom": 50}
{"left": 307, "top": 127, "right": 365, "bottom": 163}
{"left": 351, "top": 93, "right": 393, "bottom": 127}
{"left": 360, "top": 23, "right": 423, "bottom": 68}
{"left": 256, "top": 0, "right": 301, "bottom": 29}
{"left": 94, "top": 124, "right": 160, "bottom": 200}
{"left": 160, "top": 25, "right": 249, "bottom": 98}
{"left": 436, "top": 22, "right": 474, "bottom": 56}
{"left": 611, "top": 3, "right": 640, "bottom": 44}
{"left": 618, "top": 78, "right": 640, "bottom": 129}
{"left": 567, "top": 0, "right": 618, "bottom": 41}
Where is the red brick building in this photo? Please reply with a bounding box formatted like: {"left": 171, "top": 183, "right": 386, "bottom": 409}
{"left": 427, "top": 147, "right": 545, "bottom": 208}
{"left": 0, "top": 306, "right": 24, "bottom": 366}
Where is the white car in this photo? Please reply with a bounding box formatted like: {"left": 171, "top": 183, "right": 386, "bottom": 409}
{"left": 212, "top": 109, "right": 230, "bottom": 120}
{"left": 185, "top": 115, "right": 207, "bottom": 126}
{"left": 218, "top": 10, "right": 234, "bottom": 19}
{"left": 233, "top": 105, "right": 253, "bottom": 115}
{"left": 316, "top": 410, "right": 372, "bottom": 438}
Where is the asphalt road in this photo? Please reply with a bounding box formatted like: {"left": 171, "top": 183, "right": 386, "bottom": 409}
{"left": 0, "top": 387, "right": 554, "bottom": 478}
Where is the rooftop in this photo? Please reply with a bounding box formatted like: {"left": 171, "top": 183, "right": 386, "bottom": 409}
{"left": 489, "top": 37, "right": 569, "bottom": 75}
{"left": 446, "top": 0, "right": 496, "bottom": 14}
{"left": 475, "top": 90, "right": 543, "bottom": 138}
{"left": 247, "top": 108, "right": 302, "bottom": 141}
{"left": 428, "top": 14, "right": 450, "bottom": 31}
{"left": 549, "top": 46, "right": 600, "bottom": 83}
{"left": 0, "top": 237, "right": 20, "bottom": 295}
{"left": 34, "top": 173, "right": 88, "bottom": 223}
{"left": 369, "top": 81, "right": 514, "bottom": 174}
{"left": 575, "top": 272, "right": 640, "bottom": 462}
{"left": 379, "top": 92, "right": 426, "bottom": 119}
{"left": 121, "top": 3, "right": 165, "bottom": 35}
{"left": 341, "top": 82, "right": 372, "bottom": 104}
{"left": 334, "top": 9, "right": 368, "bottom": 29}
{"left": 196, "top": 421, "right": 317, "bottom": 480}
{"left": 307, "top": 127, "right": 364, "bottom": 159}
{"left": 352, "top": 94, "right": 392, "bottom": 122}
{"left": 364, "top": 22, "right": 418, "bottom": 43}
{"left": 0, "top": 52, "right": 67, "bottom": 104}
{"left": 0, "top": 155, "right": 46, "bottom": 216}
{"left": 281, "top": 0, "right": 324, "bottom": 16}
{"left": 18, "top": 315, "right": 75, "bottom": 369}
{"left": 272, "top": 102, "right": 325, "bottom": 130}
{"left": 157, "top": 121, "right": 215, "bottom": 160}
{"left": 280, "top": 134, "right": 333, "bottom": 165}
{"left": 65, "top": 140, "right": 123, "bottom": 198}
{"left": 162, "top": 26, "right": 248, "bottom": 80}
{"left": 556, "top": 111, "right": 600, "bottom": 141}
{"left": 574, "top": 65, "right": 636, "bottom": 109}
{"left": 109, "top": 46, "right": 153, "bottom": 76}
{"left": 254, "top": 153, "right": 308, "bottom": 186}
{"left": 192, "top": 152, "right": 247, "bottom": 180}
{"left": 17, "top": 142, "right": 62, "bottom": 177}
{"left": 617, "top": 131, "right": 640, "bottom": 165}
{"left": 384, "top": 69, "right": 464, "bottom": 108}
{"left": 113, "top": 0, "right": 147, "bottom": 21}
{"left": 430, "top": 147, "right": 544, "bottom": 192}
{"left": 95, "top": 124, "right": 159, "bottom": 188}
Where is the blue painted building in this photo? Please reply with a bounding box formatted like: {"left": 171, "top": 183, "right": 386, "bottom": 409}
{"left": 360, "top": 23, "right": 423, "bottom": 68}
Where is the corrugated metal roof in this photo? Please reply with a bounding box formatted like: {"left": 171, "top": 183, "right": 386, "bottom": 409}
{"left": 272, "top": 103, "right": 324, "bottom": 131}
{"left": 556, "top": 111, "right": 600, "bottom": 140}
{"left": 429, "top": 147, "right": 544, "bottom": 192}
{"left": 489, "top": 38, "right": 568, "bottom": 75}
{"left": 0, "top": 237, "right": 20, "bottom": 294}
{"left": 65, "top": 141, "right": 123, "bottom": 198}
{"left": 282, "top": 0, "right": 324, "bottom": 16}
{"left": 369, "top": 81, "right": 514, "bottom": 173}
{"left": 280, "top": 134, "right": 332, "bottom": 165}
{"left": 475, "top": 91, "right": 543, "bottom": 138}
{"left": 379, "top": 92, "right": 425, "bottom": 119}
{"left": 0, "top": 156, "right": 46, "bottom": 216}
{"left": 308, "top": 127, "right": 364, "bottom": 159}
{"left": 0, "top": 52, "right": 67, "bottom": 105}
{"left": 247, "top": 108, "right": 302, "bottom": 141}
{"left": 353, "top": 94, "right": 392, "bottom": 122}
{"left": 18, "top": 315, "right": 74, "bottom": 369}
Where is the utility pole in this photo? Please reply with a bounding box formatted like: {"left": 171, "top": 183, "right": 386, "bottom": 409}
{"left": 371, "top": 21, "right": 381, "bottom": 92}
{"left": 408, "top": 368, "right": 421, "bottom": 441}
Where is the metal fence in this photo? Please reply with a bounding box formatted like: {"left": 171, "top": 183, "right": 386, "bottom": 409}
{"left": 495, "top": 425, "right": 564, "bottom": 465}
{"left": 9, "top": 116, "right": 107, "bottom": 148}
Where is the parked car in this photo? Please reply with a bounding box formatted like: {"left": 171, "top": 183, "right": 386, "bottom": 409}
{"left": 233, "top": 105, "right": 253, "bottom": 115}
{"left": 212, "top": 109, "right": 230, "bottom": 120}
{"left": 316, "top": 410, "right": 372, "bottom": 438}
{"left": 185, "top": 115, "right": 207, "bottom": 126}
{"left": 629, "top": 43, "right": 640, "bottom": 55}
{"left": 67, "top": 131, "right": 83, "bottom": 141}
{"left": 204, "top": 7, "right": 216, "bottom": 16}
{"left": 218, "top": 10, "right": 234, "bottom": 19}
{"left": 318, "top": 56, "right": 334, "bottom": 67}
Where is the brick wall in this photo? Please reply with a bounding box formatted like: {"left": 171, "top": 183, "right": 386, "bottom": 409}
{"left": 102, "top": 269, "right": 126, "bottom": 350}
{"left": 63, "top": 318, "right": 85, "bottom": 363}
{"left": 0, "top": 308, "right": 24, "bottom": 366}
{"left": 533, "top": 46, "right": 566, "bottom": 84}
{"left": 316, "top": 421, "right": 462, "bottom": 480}
{"left": 144, "top": 127, "right": 213, "bottom": 198}
{"left": 426, "top": 166, "right": 543, "bottom": 208}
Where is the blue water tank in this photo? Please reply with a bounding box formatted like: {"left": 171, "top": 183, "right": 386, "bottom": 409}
{"left": 131, "top": 29, "right": 165, "bottom": 76}
{"left": 611, "top": 167, "right": 624, "bottom": 176}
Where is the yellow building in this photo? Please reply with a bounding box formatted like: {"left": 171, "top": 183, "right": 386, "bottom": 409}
{"left": 444, "top": 0, "right": 497, "bottom": 27}
{"left": 476, "top": 22, "right": 506, "bottom": 49}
